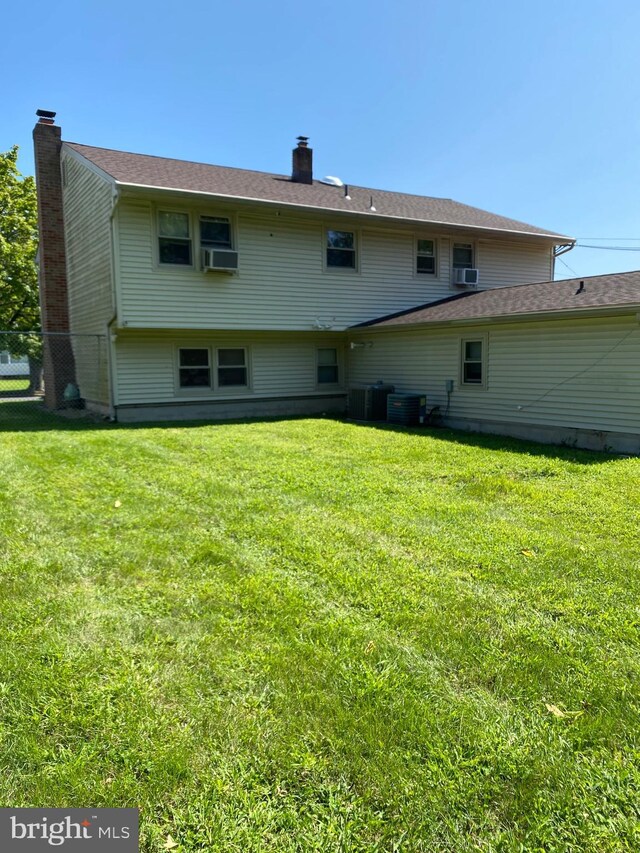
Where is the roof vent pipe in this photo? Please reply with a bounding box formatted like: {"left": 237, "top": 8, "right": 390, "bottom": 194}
{"left": 292, "top": 136, "right": 313, "bottom": 184}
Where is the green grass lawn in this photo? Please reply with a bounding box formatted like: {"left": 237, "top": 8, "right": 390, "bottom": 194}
{"left": 0, "top": 377, "right": 30, "bottom": 393}
{"left": 1, "top": 405, "right": 639, "bottom": 851}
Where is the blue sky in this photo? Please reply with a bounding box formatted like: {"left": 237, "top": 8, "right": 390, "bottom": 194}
{"left": 6, "top": 0, "right": 640, "bottom": 278}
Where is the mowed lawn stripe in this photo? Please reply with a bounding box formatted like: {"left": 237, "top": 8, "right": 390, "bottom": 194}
{"left": 0, "top": 416, "right": 639, "bottom": 851}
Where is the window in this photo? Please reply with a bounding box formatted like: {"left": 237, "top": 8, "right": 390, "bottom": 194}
{"left": 159, "top": 211, "right": 192, "bottom": 265}
{"left": 179, "top": 348, "right": 210, "bottom": 387}
{"left": 461, "top": 339, "right": 484, "bottom": 386}
{"left": 326, "top": 230, "right": 356, "bottom": 269}
{"left": 200, "top": 216, "right": 232, "bottom": 249}
{"left": 416, "top": 238, "right": 436, "bottom": 275}
{"left": 317, "top": 348, "right": 339, "bottom": 384}
{"left": 452, "top": 242, "right": 474, "bottom": 270}
{"left": 217, "top": 348, "right": 247, "bottom": 387}
{"left": 0, "top": 352, "right": 8, "bottom": 365}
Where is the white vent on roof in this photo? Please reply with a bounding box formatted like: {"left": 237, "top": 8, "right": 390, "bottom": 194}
{"left": 320, "top": 176, "right": 344, "bottom": 187}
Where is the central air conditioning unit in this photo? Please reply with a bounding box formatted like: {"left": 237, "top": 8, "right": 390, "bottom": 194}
{"left": 349, "top": 383, "right": 395, "bottom": 421}
{"left": 202, "top": 247, "right": 239, "bottom": 272}
{"left": 387, "top": 393, "right": 427, "bottom": 426}
{"left": 452, "top": 268, "right": 479, "bottom": 287}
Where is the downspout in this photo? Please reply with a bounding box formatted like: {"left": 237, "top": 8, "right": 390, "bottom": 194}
{"left": 106, "top": 185, "right": 121, "bottom": 421}
{"left": 552, "top": 242, "right": 576, "bottom": 279}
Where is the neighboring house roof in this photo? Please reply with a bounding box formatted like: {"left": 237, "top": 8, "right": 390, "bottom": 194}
{"left": 353, "top": 271, "right": 640, "bottom": 328}
{"left": 64, "top": 141, "right": 572, "bottom": 242}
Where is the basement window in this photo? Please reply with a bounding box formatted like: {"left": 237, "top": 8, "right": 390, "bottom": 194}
{"left": 159, "top": 211, "right": 192, "bottom": 265}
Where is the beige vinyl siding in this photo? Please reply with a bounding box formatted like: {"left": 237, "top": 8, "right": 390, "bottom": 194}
{"left": 116, "top": 200, "right": 553, "bottom": 331}
{"left": 349, "top": 314, "right": 640, "bottom": 435}
{"left": 62, "top": 154, "right": 114, "bottom": 330}
{"left": 114, "top": 330, "right": 347, "bottom": 405}
{"left": 61, "top": 153, "right": 115, "bottom": 405}
{"left": 477, "top": 239, "right": 553, "bottom": 287}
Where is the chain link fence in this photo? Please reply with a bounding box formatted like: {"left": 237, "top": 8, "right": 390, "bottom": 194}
{"left": 0, "top": 331, "right": 109, "bottom": 429}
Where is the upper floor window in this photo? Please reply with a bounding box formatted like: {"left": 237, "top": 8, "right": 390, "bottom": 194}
{"left": 452, "top": 242, "right": 474, "bottom": 270}
{"left": 200, "top": 216, "right": 232, "bottom": 250}
{"left": 416, "top": 239, "right": 436, "bottom": 275}
{"left": 326, "top": 230, "right": 356, "bottom": 269}
{"left": 159, "top": 211, "right": 192, "bottom": 265}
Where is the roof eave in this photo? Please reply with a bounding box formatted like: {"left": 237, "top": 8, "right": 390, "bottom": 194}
{"left": 116, "top": 181, "right": 573, "bottom": 244}
{"left": 352, "top": 303, "right": 640, "bottom": 332}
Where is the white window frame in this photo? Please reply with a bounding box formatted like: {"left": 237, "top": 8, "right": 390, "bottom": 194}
{"left": 174, "top": 345, "right": 251, "bottom": 395}
{"left": 459, "top": 335, "right": 487, "bottom": 389}
{"left": 157, "top": 209, "right": 194, "bottom": 268}
{"left": 199, "top": 215, "right": 234, "bottom": 251}
{"left": 324, "top": 227, "right": 359, "bottom": 273}
{"left": 316, "top": 347, "right": 341, "bottom": 387}
{"left": 452, "top": 241, "right": 476, "bottom": 271}
{"left": 177, "top": 346, "right": 212, "bottom": 390}
{"left": 156, "top": 209, "right": 238, "bottom": 271}
{"left": 415, "top": 236, "right": 438, "bottom": 277}
{"left": 216, "top": 347, "right": 249, "bottom": 389}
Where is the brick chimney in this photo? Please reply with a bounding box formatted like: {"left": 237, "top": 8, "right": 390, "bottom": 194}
{"left": 33, "top": 109, "right": 77, "bottom": 409}
{"left": 292, "top": 136, "right": 313, "bottom": 184}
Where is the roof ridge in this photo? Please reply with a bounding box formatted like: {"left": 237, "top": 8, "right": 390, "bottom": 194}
{"left": 64, "top": 141, "right": 290, "bottom": 181}
{"left": 65, "top": 141, "right": 456, "bottom": 202}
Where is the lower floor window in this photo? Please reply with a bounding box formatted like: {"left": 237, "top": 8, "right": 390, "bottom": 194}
{"left": 179, "top": 348, "right": 210, "bottom": 387}
{"left": 317, "top": 348, "right": 339, "bottom": 384}
{"left": 179, "top": 346, "right": 248, "bottom": 389}
{"left": 217, "top": 348, "right": 247, "bottom": 386}
{"left": 461, "top": 339, "right": 484, "bottom": 385}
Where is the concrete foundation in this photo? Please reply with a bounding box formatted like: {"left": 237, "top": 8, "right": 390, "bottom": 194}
{"left": 115, "top": 394, "right": 347, "bottom": 423}
{"left": 445, "top": 416, "right": 640, "bottom": 455}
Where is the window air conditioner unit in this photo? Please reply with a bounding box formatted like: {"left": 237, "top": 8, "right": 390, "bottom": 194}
{"left": 452, "top": 268, "right": 479, "bottom": 287}
{"left": 202, "top": 247, "right": 239, "bottom": 272}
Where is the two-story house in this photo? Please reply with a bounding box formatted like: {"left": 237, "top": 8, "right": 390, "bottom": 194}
{"left": 33, "top": 112, "right": 640, "bottom": 451}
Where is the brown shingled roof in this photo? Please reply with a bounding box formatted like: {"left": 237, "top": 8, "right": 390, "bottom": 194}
{"left": 354, "top": 271, "right": 640, "bottom": 328}
{"left": 64, "top": 141, "right": 571, "bottom": 241}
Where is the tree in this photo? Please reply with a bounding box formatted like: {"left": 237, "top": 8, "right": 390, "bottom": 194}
{"left": 0, "top": 146, "right": 42, "bottom": 392}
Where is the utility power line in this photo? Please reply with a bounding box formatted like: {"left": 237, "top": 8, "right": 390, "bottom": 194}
{"left": 576, "top": 244, "right": 640, "bottom": 251}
